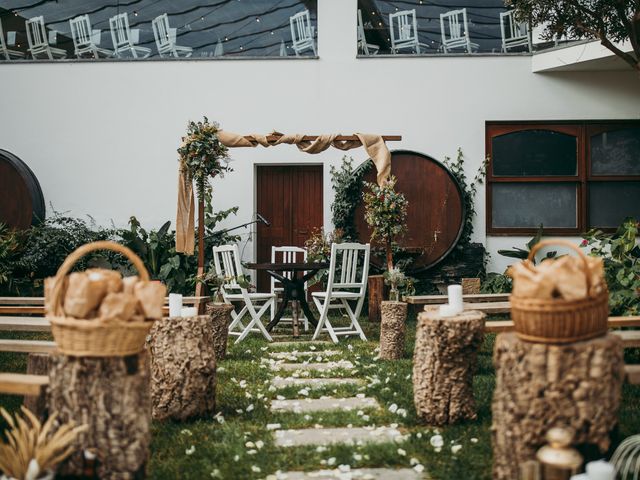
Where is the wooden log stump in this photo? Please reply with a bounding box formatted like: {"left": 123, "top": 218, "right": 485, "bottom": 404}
{"left": 413, "top": 309, "right": 485, "bottom": 425}
{"left": 48, "top": 352, "right": 150, "bottom": 480}
{"left": 491, "top": 333, "right": 624, "bottom": 480}
{"left": 24, "top": 352, "right": 51, "bottom": 419}
{"left": 148, "top": 315, "right": 217, "bottom": 421}
{"left": 206, "top": 302, "right": 234, "bottom": 362}
{"left": 380, "top": 301, "right": 407, "bottom": 359}
{"left": 367, "top": 275, "right": 388, "bottom": 323}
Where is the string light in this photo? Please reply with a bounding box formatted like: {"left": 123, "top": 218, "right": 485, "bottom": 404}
{"left": 133, "top": 10, "right": 138, "bottom": 16}
{"left": 256, "top": 17, "right": 260, "bottom": 22}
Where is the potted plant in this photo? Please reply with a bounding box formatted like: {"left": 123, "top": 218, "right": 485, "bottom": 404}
{"left": 363, "top": 176, "right": 409, "bottom": 359}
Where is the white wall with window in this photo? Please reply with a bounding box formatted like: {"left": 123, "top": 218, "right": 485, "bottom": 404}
{"left": 0, "top": 0, "right": 639, "bottom": 273}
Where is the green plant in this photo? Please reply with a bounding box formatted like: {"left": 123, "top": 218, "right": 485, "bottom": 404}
{"left": 363, "top": 176, "right": 408, "bottom": 271}
{"left": 0, "top": 224, "right": 22, "bottom": 289}
{"left": 330, "top": 157, "right": 372, "bottom": 240}
{"left": 583, "top": 217, "right": 640, "bottom": 316}
{"left": 383, "top": 267, "right": 416, "bottom": 301}
{"left": 497, "top": 224, "right": 557, "bottom": 263}
{"left": 480, "top": 272, "right": 513, "bottom": 294}
{"left": 442, "top": 148, "right": 487, "bottom": 254}
{"left": 177, "top": 117, "right": 232, "bottom": 201}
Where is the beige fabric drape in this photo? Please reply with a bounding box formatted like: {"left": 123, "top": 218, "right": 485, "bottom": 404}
{"left": 176, "top": 131, "right": 392, "bottom": 254}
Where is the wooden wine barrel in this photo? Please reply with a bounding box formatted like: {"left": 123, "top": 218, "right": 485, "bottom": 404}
{"left": 353, "top": 150, "right": 465, "bottom": 273}
{"left": 0, "top": 149, "right": 45, "bottom": 229}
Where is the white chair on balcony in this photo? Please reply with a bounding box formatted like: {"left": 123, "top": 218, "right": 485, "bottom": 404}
{"left": 25, "top": 16, "right": 66, "bottom": 59}
{"left": 500, "top": 10, "right": 532, "bottom": 53}
{"left": 439, "top": 8, "right": 478, "bottom": 54}
{"left": 357, "top": 9, "right": 379, "bottom": 55}
{"left": 69, "top": 15, "right": 112, "bottom": 59}
{"left": 312, "top": 243, "right": 370, "bottom": 343}
{"left": 290, "top": 10, "right": 316, "bottom": 56}
{"left": 271, "top": 246, "right": 309, "bottom": 331}
{"left": 0, "top": 19, "right": 24, "bottom": 60}
{"left": 109, "top": 13, "right": 151, "bottom": 58}
{"left": 152, "top": 13, "right": 193, "bottom": 58}
{"left": 212, "top": 245, "right": 275, "bottom": 343}
{"left": 389, "top": 9, "right": 428, "bottom": 54}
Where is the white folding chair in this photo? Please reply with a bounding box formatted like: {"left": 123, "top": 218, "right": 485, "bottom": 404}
{"left": 439, "top": 8, "right": 478, "bottom": 54}
{"left": 271, "top": 246, "right": 309, "bottom": 331}
{"left": 69, "top": 15, "right": 112, "bottom": 59}
{"left": 212, "top": 245, "right": 275, "bottom": 343}
{"left": 389, "top": 9, "right": 428, "bottom": 54}
{"left": 25, "top": 16, "right": 66, "bottom": 59}
{"left": 312, "top": 243, "right": 370, "bottom": 343}
{"left": 109, "top": 13, "right": 151, "bottom": 58}
{"left": 500, "top": 10, "right": 532, "bottom": 53}
{"left": 357, "top": 9, "right": 379, "bottom": 55}
{"left": 290, "top": 10, "right": 316, "bottom": 56}
{"left": 152, "top": 14, "right": 193, "bottom": 58}
{"left": 0, "top": 18, "right": 24, "bottom": 60}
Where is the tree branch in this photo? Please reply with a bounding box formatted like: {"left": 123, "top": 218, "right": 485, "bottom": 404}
{"left": 613, "top": 1, "right": 640, "bottom": 60}
{"left": 599, "top": 33, "right": 640, "bottom": 70}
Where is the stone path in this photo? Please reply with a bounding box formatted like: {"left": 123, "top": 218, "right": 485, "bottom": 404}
{"left": 267, "top": 345, "right": 425, "bottom": 479}
{"left": 275, "top": 468, "right": 422, "bottom": 479}
{"left": 271, "top": 397, "right": 379, "bottom": 413}
{"left": 271, "top": 377, "right": 363, "bottom": 388}
{"left": 274, "top": 426, "right": 402, "bottom": 447}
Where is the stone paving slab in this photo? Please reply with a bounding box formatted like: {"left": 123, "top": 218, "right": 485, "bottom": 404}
{"left": 269, "top": 350, "right": 341, "bottom": 360}
{"left": 271, "top": 377, "right": 363, "bottom": 388}
{"left": 274, "top": 426, "right": 403, "bottom": 447}
{"left": 271, "top": 397, "right": 379, "bottom": 413}
{"left": 272, "top": 468, "right": 422, "bottom": 479}
{"left": 272, "top": 361, "right": 355, "bottom": 372}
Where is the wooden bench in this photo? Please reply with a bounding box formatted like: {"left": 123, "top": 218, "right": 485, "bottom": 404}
{"left": 0, "top": 373, "right": 48, "bottom": 396}
{"left": 404, "top": 293, "right": 509, "bottom": 305}
{"left": 0, "top": 339, "right": 57, "bottom": 354}
{"left": 626, "top": 365, "right": 640, "bottom": 385}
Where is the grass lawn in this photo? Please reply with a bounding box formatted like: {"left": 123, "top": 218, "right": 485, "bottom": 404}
{"left": 1, "top": 312, "right": 639, "bottom": 480}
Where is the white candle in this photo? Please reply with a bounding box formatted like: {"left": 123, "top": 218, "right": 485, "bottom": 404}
{"left": 439, "top": 304, "right": 456, "bottom": 317}
{"left": 169, "top": 293, "right": 183, "bottom": 317}
{"left": 180, "top": 307, "right": 197, "bottom": 318}
{"left": 448, "top": 285, "right": 463, "bottom": 313}
{"left": 585, "top": 460, "right": 615, "bottom": 480}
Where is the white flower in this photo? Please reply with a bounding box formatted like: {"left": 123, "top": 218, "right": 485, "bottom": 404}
{"left": 276, "top": 395, "right": 285, "bottom": 400}
{"left": 413, "top": 464, "right": 425, "bottom": 473}
{"left": 304, "top": 414, "right": 312, "bottom": 421}
{"left": 470, "top": 437, "right": 479, "bottom": 443}
{"left": 180, "top": 429, "right": 193, "bottom": 436}
{"left": 434, "top": 447, "right": 442, "bottom": 453}
{"left": 416, "top": 432, "right": 422, "bottom": 439}
{"left": 247, "top": 449, "right": 257, "bottom": 455}
{"left": 268, "top": 385, "right": 277, "bottom": 392}
{"left": 246, "top": 441, "right": 255, "bottom": 448}
{"left": 234, "top": 455, "right": 240, "bottom": 462}
{"left": 396, "top": 408, "right": 407, "bottom": 418}
{"left": 397, "top": 448, "right": 406, "bottom": 456}
{"left": 251, "top": 465, "right": 261, "bottom": 473}
{"left": 338, "top": 464, "right": 351, "bottom": 472}
{"left": 309, "top": 345, "right": 316, "bottom": 350}
{"left": 246, "top": 404, "right": 255, "bottom": 412}
{"left": 255, "top": 440, "right": 265, "bottom": 450}
{"left": 217, "top": 366, "right": 225, "bottom": 373}
{"left": 185, "top": 445, "right": 195, "bottom": 455}
{"left": 348, "top": 345, "right": 353, "bottom": 351}
{"left": 327, "top": 457, "right": 336, "bottom": 466}
{"left": 430, "top": 435, "right": 444, "bottom": 448}
{"left": 214, "top": 413, "right": 225, "bottom": 424}
{"left": 239, "top": 380, "right": 247, "bottom": 388}
{"left": 410, "top": 457, "right": 419, "bottom": 466}
{"left": 353, "top": 453, "right": 362, "bottom": 461}
{"left": 236, "top": 409, "right": 244, "bottom": 414}
{"left": 451, "top": 444, "right": 462, "bottom": 454}
{"left": 210, "top": 468, "right": 221, "bottom": 478}
{"left": 298, "top": 388, "right": 309, "bottom": 396}
{"left": 316, "top": 446, "right": 327, "bottom": 453}
{"left": 388, "top": 403, "right": 398, "bottom": 413}
{"left": 362, "top": 415, "right": 370, "bottom": 422}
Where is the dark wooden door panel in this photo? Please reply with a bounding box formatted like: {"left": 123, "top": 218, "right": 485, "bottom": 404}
{"left": 256, "top": 165, "right": 323, "bottom": 291}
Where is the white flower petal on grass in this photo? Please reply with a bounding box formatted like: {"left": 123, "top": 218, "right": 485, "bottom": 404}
{"left": 327, "top": 457, "right": 336, "bottom": 466}
{"left": 388, "top": 403, "right": 398, "bottom": 413}
{"left": 410, "top": 457, "right": 419, "bottom": 466}
{"left": 397, "top": 448, "right": 406, "bottom": 456}
{"left": 309, "top": 345, "right": 316, "bottom": 350}
{"left": 246, "top": 441, "right": 255, "bottom": 448}
{"left": 256, "top": 440, "right": 264, "bottom": 450}
{"left": 239, "top": 380, "right": 247, "bottom": 388}
{"left": 266, "top": 423, "right": 281, "bottom": 430}
{"left": 234, "top": 455, "right": 240, "bottom": 462}
{"left": 338, "top": 464, "right": 351, "bottom": 473}
{"left": 348, "top": 345, "right": 353, "bottom": 351}
{"left": 236, "top": 409, "right": 244, "bottom": 414}
{"left": 298, "top": 388, "right": 309, "bottom": 396}
{"left": 451, "top": 444, "right": 462, "bottom": 454}
{"left": 180, "top": 429, "right": 193, "bottom": 436}
{"left": 413, "top": 464, "right": 425, "bottom": 473}
{"left": 434, "top": 447, "right": 442, "bottom": 453}
{"left": 210, "top": 469, "right": 221, "bottom": 478}
{"left": 316, "top": 446, "right": 327, "bottom": 453}
{"left": 246, "top": 404, "right": 255, "bottom": 412}
{"left": 353, "top": 453, "right": 363, "bottom": 461}
{"left": 276, "top": 395, "right": 285, "bottom": 400}
{"left": 470, "top": 437, "right": 479, "bottom": 443}
{"left": 416, "top": 432, "right": 422, "bottom": 439}
{"left": 217, "top": 366, "right": 225, "bottom": 373}
{"left": 251, "top": 465, "right": 261, "bottom": 473}
{"left": 247, "top": 449, "right": 257, "bottom": 455}
{"left": 430, "top": 434, "right": 444, "bottom": 448}
{"left": 185, "top": 445, "right": 195, "bottom": 455}
{"left": 214, "top": 413, "right": 225, "bottom": 424}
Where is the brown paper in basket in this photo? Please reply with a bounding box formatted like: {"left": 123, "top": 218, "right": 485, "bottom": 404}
{"left": 134, "top": 281, "right": 166, "bottom": 320}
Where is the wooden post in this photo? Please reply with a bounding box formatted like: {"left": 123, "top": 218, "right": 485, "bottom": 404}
{"left": 24, "top": 353, "right": 50, "bottom": 419}
{"left": 367, "top": 275, "right": 388, "bottom": 323}
{"left": 48, "top": 353, "right": 151, "bottom": 479}
{"left": 413, "top": 309, "right": 485, "bottom": 425}
{"left": 380, "top": 301, "right": 407, "bottom": 359}
{"left": 195, "top": 196, "right": 206, "bottom": 314}
{"left": 492, "top": 333, "right": 624, "bottom": 480}
{"left": 206, "top": 302, "right": 234, "bottom": 362}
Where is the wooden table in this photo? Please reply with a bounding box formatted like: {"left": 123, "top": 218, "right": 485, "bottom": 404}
{"left": 246, "top": 262, "right": 328, "bottom": 335}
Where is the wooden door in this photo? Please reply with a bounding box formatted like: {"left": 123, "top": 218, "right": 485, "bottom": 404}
{"left": 256, "top": 165, "right": 323, "bottom": 291}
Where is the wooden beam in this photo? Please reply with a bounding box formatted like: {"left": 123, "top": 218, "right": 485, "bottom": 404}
{"left": 0, "top": 339, "right": 56, "bottom": 354}
{"left": 0, "top": 317, "right": 50, "bottom": 332}
{"left": 245, "top": 135, "right": 402, "bottom": 142}
{"left": 464, "top": 302, "right": 511, "bottom": 314}
{"left": 0, "top": 297, "right": 45, "bottom": 305}
{"left": 404, "top": 293, "right": 510, "bottom": 305}
{"left": 0, "top": 306, "right": 45, "bottom": 314}
{"left": 626, "top": 365, "right": 640, "bottom": 385}
{"left": 613, "top": 330, "right": 640, "bottom": 348}
{"left": 0, "top": 373, "right": 48, "bottom": 396}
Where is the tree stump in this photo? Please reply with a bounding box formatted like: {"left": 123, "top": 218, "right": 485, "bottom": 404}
{"left": 413, "top": 309, "right": 485, "bottom": 425}
{"left": 380, "top": 301, "right": 407, "bottom": 359}
{"left": 48, "top": 352, "right": 150, "bottom": 480}
{"left": 24, "top": 353, "right": 51, "bottom": 419}
{"left": 367, "top": 275, "right": 388, "bottom": 323}
{"left": 148, "top": 315, "right": 217, "bottom": 421}
{"left": 492, "top": 333, "right": 624, "bottom": 480}
{"left": 206, "top": 302, "right": 234, "bottom": 362}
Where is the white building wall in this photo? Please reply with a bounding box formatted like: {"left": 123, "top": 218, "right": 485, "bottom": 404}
{"left": 1, "top": 0, "right": 639, "bottom": 273}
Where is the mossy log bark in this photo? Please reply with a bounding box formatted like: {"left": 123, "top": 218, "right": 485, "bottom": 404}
{"left": 48, "top": 352, "right": 150, "bottom": 480}
{"left": 206, "top": 302, "right": 234, "bottom": 362}
{"left": 148, "top": 315, "right": 217, "bottom": 421}
{"left": 413, "top": 309, "right": 485, "bottom": 425}
{"left": 380, "top": 301, "right": 407, "bottom": 360}
{"left": 491, "top": 333, "right": 624, "bottom": 480}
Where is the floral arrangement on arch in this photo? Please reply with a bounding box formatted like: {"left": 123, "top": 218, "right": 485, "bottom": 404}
{"left": 177, "top": 117, "right": 232, "bottom": 200}
{"left": 362, "top": 175, "right": 408, "bottom": 271}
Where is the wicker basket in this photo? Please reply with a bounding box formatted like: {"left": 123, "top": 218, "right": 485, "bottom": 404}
{"left": 47, "top": 240, "right": 155, "bottom": 357}
{"left": 510, "top": 239, "right": 609, "bottom": 344}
